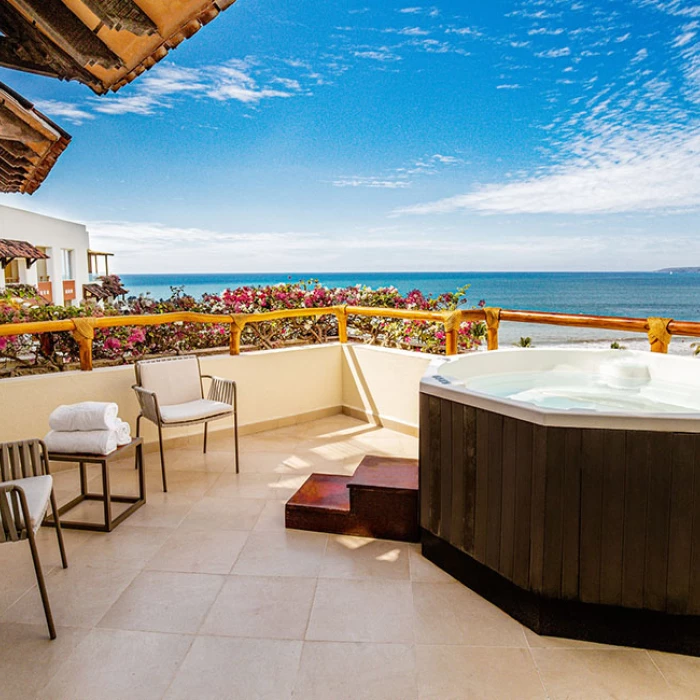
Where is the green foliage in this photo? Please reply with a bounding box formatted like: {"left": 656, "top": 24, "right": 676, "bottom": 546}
{"left": 0, "top": 277, "right": 487, "bottom": 376}
{"left": 610, "top": 341, "right": 627, "bottom": 350}
{"left": 514, "top": 336, "right": 533, "bottom": 348}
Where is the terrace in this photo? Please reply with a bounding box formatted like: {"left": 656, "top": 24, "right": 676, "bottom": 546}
{"left": 2, "top": 305, "right": 700, "bottom": 698}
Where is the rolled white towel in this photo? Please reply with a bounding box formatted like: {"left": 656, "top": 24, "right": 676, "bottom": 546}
{"left": 49, "top": 402, "right": 120, "bottom": 433}
{"left": 115, "top": 419, "right": 132, "bottom": 446}
{"left": 44, "top": 429, "right": 118, "bottom": 456}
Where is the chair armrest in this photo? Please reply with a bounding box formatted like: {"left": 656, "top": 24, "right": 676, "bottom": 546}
{"left": 0, "top": 483, "right": 30, "bottom": 541}
{"left": 202, "top": 375, "right": 237, "bottom": 407}
{"left": 132, "top": 385, "right": 161, "bottom": 424}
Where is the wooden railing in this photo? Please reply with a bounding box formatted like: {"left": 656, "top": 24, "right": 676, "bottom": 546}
{"left": 0, "top": 305, "right": 699, "bottom": 372}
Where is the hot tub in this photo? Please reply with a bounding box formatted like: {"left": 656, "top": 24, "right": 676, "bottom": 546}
{"left": 419, "top": 349, "right": 700, "bottom": 655}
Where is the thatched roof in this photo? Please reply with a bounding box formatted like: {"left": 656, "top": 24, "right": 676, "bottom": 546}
{"left": 0, "top": 82, "right": 71, "bottom": 194}
{"left": 0, "top": 237, "right": 50, "bottom": 266}
{"left": 0, "top": 0, "right": 237, "bottom": 94}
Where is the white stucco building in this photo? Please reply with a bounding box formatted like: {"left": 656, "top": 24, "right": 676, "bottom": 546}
{"left": 0, "top": 204, "right": 92, "bottom": 306}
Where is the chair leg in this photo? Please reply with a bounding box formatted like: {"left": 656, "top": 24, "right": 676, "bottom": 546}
{"left": 203, "top": 422, "right": 208, "bottom": 454}
{"left": 157, "top": 424, "right": 168, "bottom": 492}
{"left": 135, "top": 415, "right": 141, "bottom": 470}
{"left": 233, "top": 395, "right": 239, "bottom": 475}
{"left": 26, "top": 527, "right": 56, "bottom": 640}
{"left": 49, "top": 491, "right": 67, "bottom": 569}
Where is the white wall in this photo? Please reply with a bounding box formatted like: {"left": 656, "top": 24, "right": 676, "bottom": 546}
{"left": 341, "top": 344, "right": 432, "bottom": 434}
{"left": 0, "top": 345, "right": 343, "bottom": 446}
{"left": 0, "top": 204, "right": 89, "bottom": 305}
{"left": 0, "top": 343, "right": 435, "bottom": 447}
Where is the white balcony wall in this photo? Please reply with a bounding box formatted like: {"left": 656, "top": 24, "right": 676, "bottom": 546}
{"left": 0, "top": 344, "right": 437, "bottom": 448}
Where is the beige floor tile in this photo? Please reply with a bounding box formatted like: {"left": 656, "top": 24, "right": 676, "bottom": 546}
{"left": 523, "top": 627, "right": 622, "bottom": 650}
{"left": 179, "top": 496, "right": 265, "bottom": 531}
{"left": 98, "top": 570, "right": 224, "bottom": 634}
{"left": 207, "top": 472, "right": 285, "bottom": 500}
{"left": 33, "top": 527, "right": 93, "bottom": 569}
{"left": 320, "top": 535, "right": 411, "bottom": 580}
{"left": 253, "top": 499, "right": 288, "bottom": 531}
{"left": 145, "top": 469, "right": 220, "bottom": 498}
{"left": 146, "top": 528, "right": 248, "bottom": 574}
{"left": 2, "top": 560, "right": 139, "bottom": 628}
{"left": 531, "top": 648, "right": 677, "bottom": 700}
{"left": 69, "top": 525, "right": 172, "bottom": 568}
{"left": 170, "top": 447, "right": 236, "bottom": 473}
{"left": 164, "top": 636, "right": 302, "bottom": 700}
{"left": 240, "top": 450, "right": 316, "bottom": 475}
{"left": 200, "top": 575, "right": 316, "bottom": 640}
{"left": 416, "top": 645, "right": 547, "bottom": 700}
{"left": 232, "top": 530, "right": 328, "bottom": 577}
{"left": 412, "top": 582, "right": 526, "bottom": 646}
{"left": 40, "top": 627, "right": 193, "bottom": 700}
{"left": 408, "top": 545, "right": 456, "bottom": 583}
{"left": 0, "top": 622, "right": 89, "bottom": 699}
{"left": 124, "top": 493, "right": 193, "bottom": 529}
{"left": 306, "top": 578, "right": 414, "bottom": 643}
{"left": 293, "top": 641, "right": 418, "bottom": 700}
{"left": 650, "top": 650, "right": 700, "bottom": 699}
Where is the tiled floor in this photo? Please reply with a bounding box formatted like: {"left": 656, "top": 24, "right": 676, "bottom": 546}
{"left": 1, "top": 415, "right": 699, "bottom": 699}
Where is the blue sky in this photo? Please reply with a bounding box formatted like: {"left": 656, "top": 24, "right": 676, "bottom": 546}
{"left": 1, "top": 0, "right": 699, "bottom": 272}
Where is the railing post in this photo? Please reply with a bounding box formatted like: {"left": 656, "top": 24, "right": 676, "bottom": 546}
{"left": 444, "top": 311, "right": 459, "bottom": 356}
{"left": 647, "top": 317, "right": 672, "bottom": 353}
{"left": 483, "top": 307, "right": 501, "bottom": 351}
{"left": 336, "top": 306, "right": 348, "bottom": 343}
{"left": 230, "top": 317, "right": 244, "bottom": 356}
{"left": 71, "top": 318, "right": 94, "bottom": 371}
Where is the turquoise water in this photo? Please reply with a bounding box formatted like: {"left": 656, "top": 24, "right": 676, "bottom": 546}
{"left": 118, "top": 271, "right": 700, "bottom": 346}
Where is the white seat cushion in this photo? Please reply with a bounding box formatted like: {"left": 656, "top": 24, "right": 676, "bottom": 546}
{"left": 159, "top": 399, "right": 232, "bottom": 424}
{"left": 1, "top": 475, "right": 53, "bottom": 532}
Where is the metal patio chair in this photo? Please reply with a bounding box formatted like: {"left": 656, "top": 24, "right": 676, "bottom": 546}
{"left": 0, "top": 439, "right": 67, "bottom": 640}
{"left": 133, "top": 355, "right": 239, "bottom": 492}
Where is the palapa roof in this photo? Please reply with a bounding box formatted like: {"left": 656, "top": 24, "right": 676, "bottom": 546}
{"left": 0, "top": 82, "right": 71, "bottom": 194}
{"left": 83, "top": 280, "right": 129, "bottom": 298}
{"left": 0, "top": 0, "right": 236, "bottom": 193}
{"left": 0, "top": 237, "right": 50, "bottom": 266}
{"left": 0, "top": 0, "right": 237, "bottom": 94}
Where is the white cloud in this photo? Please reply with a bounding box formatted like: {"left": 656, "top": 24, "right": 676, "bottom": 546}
{"left": 353, "top": 48, "right": 402, "bottom": 61}
{"left": 397, "top": 129, "right": 700, "bottom": 215}
{"left": 537, "top": 47, "right": 571, "bottom": 58}
{"left": 332, "top": 177, "right": 411, "bottom": 189}
{"left": 33, "top": 100, "right": 95, "bottom": 125}
{"left": 496, "top": 84, "right": 522, "bottom": 89}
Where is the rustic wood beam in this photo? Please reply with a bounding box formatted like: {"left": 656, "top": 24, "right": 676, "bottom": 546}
{"left": 0, "top": 138, "right": 37, "bottom": 160}
{"left": 81, "top": 0, "right": 159, "bottom": 36}
{"left": 0, "top": 5, "right": 105, "bottom": 92}
{"left": 7, "top": 0, "right": 123, "bottom": 69}
{"left": 0, "top": 102, "right": 45, "bottom": 142}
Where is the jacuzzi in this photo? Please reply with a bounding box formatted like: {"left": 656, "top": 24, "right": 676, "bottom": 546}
{"left": 419, "top": 349, "right": 700, "bottom": 655}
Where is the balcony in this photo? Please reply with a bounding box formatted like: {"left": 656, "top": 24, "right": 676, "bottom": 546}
{"left": 1, "top": 341, "right": 699, "bottom": 698}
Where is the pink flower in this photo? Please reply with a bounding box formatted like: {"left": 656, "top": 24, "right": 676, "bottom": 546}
{"left": 104, "top": 337, "right": 121, "bottom": 351}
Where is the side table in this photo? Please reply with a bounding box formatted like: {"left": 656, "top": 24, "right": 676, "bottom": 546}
{"left": 45, "top": 438, "right": 145, "bottom": 532}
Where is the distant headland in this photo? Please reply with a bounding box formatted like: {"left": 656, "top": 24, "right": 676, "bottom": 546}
{"left": 656, "top": 267, "right": 700, "bottom": 273}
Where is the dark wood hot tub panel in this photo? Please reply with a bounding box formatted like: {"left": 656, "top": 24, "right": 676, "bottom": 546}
{"left": 419, "top": 393, "right": 700, "bottom": 616}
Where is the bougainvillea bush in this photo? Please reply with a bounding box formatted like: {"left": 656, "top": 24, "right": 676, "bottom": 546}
{"left": 0, "top": 278, "right": 486, "bottom": 376}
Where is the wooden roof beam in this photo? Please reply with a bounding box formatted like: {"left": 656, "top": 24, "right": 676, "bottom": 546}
{"left": 81, "top": 0, "right": 158, "bottom": 36}
{"left": 7, "top": 0, "right": 123, "bottom": 69}
{"left": 0, "top": 5, "right": 106, "bottom": 92}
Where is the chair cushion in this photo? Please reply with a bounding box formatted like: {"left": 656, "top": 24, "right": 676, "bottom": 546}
{"left": 159, "top": 399, "right": 232, "bottom": 424}
{"left": 137, "top": 357, "right": 202, "bottom": 406}
{"left": 1, "top": 475, "right": 53, "bottom": 533}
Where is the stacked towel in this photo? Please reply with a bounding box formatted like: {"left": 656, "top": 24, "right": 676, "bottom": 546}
{"left": 44, "top": 402, "right": 132, "bottom": 455}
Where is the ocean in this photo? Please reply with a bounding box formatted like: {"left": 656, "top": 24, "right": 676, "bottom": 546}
{"left": 118, "top": 271, "right": 700, "bottom": 350}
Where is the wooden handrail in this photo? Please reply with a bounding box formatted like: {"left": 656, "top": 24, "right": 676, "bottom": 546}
{"left": 2, "top": 305, "right": 700, "bottom": 372}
